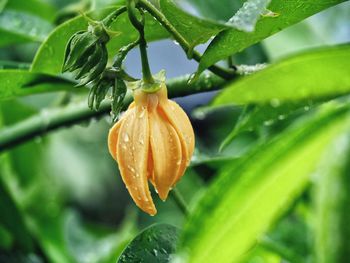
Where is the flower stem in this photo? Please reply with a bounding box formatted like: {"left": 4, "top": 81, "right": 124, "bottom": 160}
{"left": 170, "top": 188, "right": 190, "bottom": 216}
{"left": 127, "top": 0, "right": 154, "bottom": 84}
{"left": 138, "top": 0, "right": 236, "bottom": 80}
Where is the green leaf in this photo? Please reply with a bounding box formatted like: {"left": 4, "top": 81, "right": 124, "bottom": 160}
{"left": 219, "top": 100, "right": 317, "bottom": 151}
{"left": 118, "top": 224, "right": 179, "bottom": 263}
{"left": 0, "top": 70, "right": 75, "bottom": 101}
{"left": 31, "top": 7, "right": 168, "bottom": 75}
{"left": 159, "top": 0, "right": 225, "bottom": 48}
{"left": 197, "top": 0, "right": 347, "bottom": 75}
{"left": 213, "top": 45, "right": 350, "bottom": 106}
{"left": 0, "top": 10, "right": 53, "bottom": 47}
{"left": 179, "top": 101, "right": 350, "bottom": 263}
{"left": 0, "top": 177, "right": 34, "bottom": 252}
{"left": 5, "top": 0, "right": 57, "bottom": 22}
{"left": 0, "top": 0, "right": 7, "bottom": 12}
{"left": 227, "top": 0, "right": 272, "bottom": 32}
{"left": 313, "top": 132, "right": 350, "bottom": 263}
{"left": 186, "top": 0, "right": 244, "bottom": 21}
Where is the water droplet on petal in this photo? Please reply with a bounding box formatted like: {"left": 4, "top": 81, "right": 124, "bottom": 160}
{"left": 124, "top": 133, "right": 130, "bottom": 142}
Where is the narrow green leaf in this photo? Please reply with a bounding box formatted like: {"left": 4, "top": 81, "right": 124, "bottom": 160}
{"left": 213, "top": 45, "right": 350, "bottom": 106}
{"left": 159, "top": 0, "right": 225, "bottom": 48}
{"left": 180, "top": 101, "right": 350, "bottom": 263}
{"left": 0, "top": 10, "right": 53, "bottom": 47}
{"left": 118, "top": 224, "right": 179, "bottom": 263}
{"left": 31, "top": 7, "right": 168, "bottom": 75}
{"left": 0, "top": 70, "right": 75, "bottom": 101}
{"left": 313, "top": 133, "right": 350, "bottom": 263}
{"left": 198, "top": 0, "right": 347, "bottom": 75}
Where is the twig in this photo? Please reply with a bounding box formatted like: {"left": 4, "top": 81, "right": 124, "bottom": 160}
{"left": 0, "top": 73, "right": 227, "bottom": 152}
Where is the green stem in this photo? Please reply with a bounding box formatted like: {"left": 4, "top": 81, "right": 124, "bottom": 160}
{"left": 138, "top": 0, "right": 236, "bottom": 80}
{"left": 0, "top": 73, "right": 226, "bottom": 152}
{"left": 127, "top": 0, "right": 154, "bottom": 84}
{"left": 170, "top": 188, "right": 190, "bottom": 216}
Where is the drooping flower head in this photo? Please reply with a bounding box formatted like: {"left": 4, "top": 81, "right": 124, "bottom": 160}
{"left": 108, "top": 73, "right": 195, "bottom": 215}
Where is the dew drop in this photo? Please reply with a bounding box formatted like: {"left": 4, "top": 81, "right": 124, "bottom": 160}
{"left": 138, "top": 109, "right": 146, "bottom": 118}
{"left": 123, "top": 133, "right": 130, "bottom": 142}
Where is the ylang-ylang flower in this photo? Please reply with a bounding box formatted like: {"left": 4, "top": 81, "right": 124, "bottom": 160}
{"left": 108, "top": 74, "right": 194, "bottom": 215}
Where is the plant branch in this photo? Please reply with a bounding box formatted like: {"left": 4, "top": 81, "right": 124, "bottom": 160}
{"left": 0, "top": 73, "right": 226, "bottom": 152}
{"left": 138, "top": 0, "right": 236, "bottom": 80}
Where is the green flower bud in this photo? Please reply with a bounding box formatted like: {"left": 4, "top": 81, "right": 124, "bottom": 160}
{"left": 63, "top": 31, "right": 99, "bottom": 72}
{"left": 78, "top": 43, "right": 108, "bottom": 86}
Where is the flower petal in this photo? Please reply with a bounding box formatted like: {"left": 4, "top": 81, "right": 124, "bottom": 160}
{"left": 116, "top": 106, "right": 156, "bottom": 215}
{"left": 108, "top": 103, "right": 135, "bottom": 160}
{"left": 108, "top": 120, "right": 122, "bottom": 160}
{"left": 149, "top": 109, "right": 182, "bottom": 200}
{"left": 161, "top": 100, "right": 195, "bottom": 185}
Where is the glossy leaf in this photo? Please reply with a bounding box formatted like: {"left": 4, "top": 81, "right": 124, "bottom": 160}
{"left": 180, "top": 101, "right": 350, "bottom": 263}
{"left": 159, "top": 0, "right": 225, "bottom": 48}
{"left": 118, "top": 224, "right": 179, "bottom": 263}
{"left": 31, "top": 7, "right": 167, "bottom": 75}
{"left": 197, "top": 0, "right": 347, "bottom": 75}
{"left": 0, "top": 10, "right": 53, "bottom": 47}
{"left": 213, "top": 45, "right": 350, "bottom": 106}
{"left": 0, "top": 70, "right": 74, "bottom": 101}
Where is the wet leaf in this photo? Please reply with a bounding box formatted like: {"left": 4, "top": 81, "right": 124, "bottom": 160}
{"left": 213, "top": 45, "right": 350, "bottom": 106}
{"left": 118, "top": 224, "right": 179, "bottom": 263}
{"left": 197, "top": 0, "right": 347, "bottom": 75}
{"left": 0, "top": 10, "right": 53, "bottom": 47}
{"left": 180, "top": 101, "right": 350, "bottom": 263}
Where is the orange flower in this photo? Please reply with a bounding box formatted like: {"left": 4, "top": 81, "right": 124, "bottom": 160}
{"left": 108, "top": 82, "right": 194, "bottom": 215}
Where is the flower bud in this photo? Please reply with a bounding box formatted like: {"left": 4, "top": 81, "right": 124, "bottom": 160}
{"left": 62, "top": 20, "right": 115, "bottom": 85}
{"left": 108, "top": 83, "right": 195, "bottom": 215}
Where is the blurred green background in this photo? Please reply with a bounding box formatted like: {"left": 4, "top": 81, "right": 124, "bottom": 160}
{"left": 0, "top": 0, "right": 349, "bottom": 262}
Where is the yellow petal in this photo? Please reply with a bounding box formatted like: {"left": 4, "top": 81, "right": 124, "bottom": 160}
{"left": 116, "top": 106, "right": 156, "bottom": 215}
{"left": 161, "top": 100, "right": 195, "bottom": 185}
{"left": 149, "top": 109, "right": 182, "bottom": 201}
{"left": 108, "top": 120, "right": 122, "bottom": 160}
{"left": 108, "top": 103, "right": 135, "bottom": 160}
